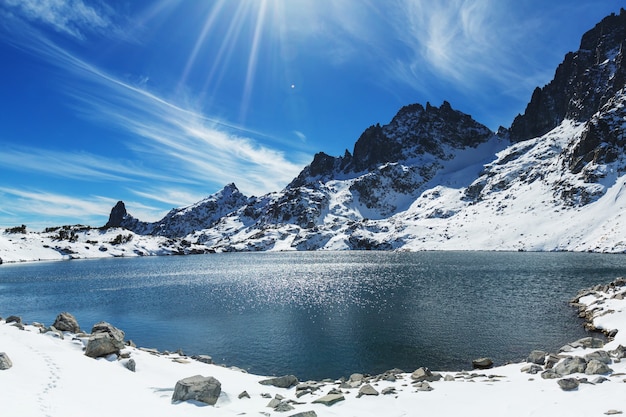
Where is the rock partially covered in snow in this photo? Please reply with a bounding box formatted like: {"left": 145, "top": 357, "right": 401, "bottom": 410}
{"left": 0, "top": 352, "right": 12, "bottom": 370}
{"left": 171, "top": 375, "right": 221, "bottom": 405}
{"left": 85, "top": 322, "right": 126, "bottom": 358}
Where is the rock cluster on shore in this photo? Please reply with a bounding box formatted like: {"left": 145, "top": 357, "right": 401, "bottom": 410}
{"left": 1, "top": 277, "right": 626, "bottom": 416}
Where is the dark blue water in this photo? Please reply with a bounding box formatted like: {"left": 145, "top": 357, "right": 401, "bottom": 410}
{"left": 1, "top": 251, "right": 625, "bottom": 380}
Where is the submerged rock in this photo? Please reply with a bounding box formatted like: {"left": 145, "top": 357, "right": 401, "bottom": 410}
{"left": 171, "top": 375, "right": 221, "bottom": 405}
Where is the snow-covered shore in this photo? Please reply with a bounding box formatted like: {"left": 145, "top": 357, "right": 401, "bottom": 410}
{"left": 1, "top": 279, "right": 626, "bottom": 417}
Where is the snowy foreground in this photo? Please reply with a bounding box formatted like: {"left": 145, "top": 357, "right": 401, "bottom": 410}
{"left": 2, "top": 281, "right": 626, "bottom": 417}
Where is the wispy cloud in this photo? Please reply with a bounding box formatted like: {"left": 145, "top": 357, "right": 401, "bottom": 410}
{"left": 2, "top": 0, "right": 116, "bottom": 40}
{"left": 2, "top": 16, "right": 309, "bottom": 201}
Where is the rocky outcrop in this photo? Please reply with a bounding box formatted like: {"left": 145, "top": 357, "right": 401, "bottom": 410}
{"left": 171, "top": 375, "right": 221, "bottom": 405}
{"left": 510, "top": 9, "right": 626, "bottom": 142}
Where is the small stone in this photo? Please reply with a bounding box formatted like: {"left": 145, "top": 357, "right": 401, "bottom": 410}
{"left": 520, "top": 364, "right": 543, "bottom": 374}
{"left": 192, "top": 355, "right": 213, "bottom": 364}
{"left": 0, "top": 352, "right": 12, "bottom": 370}
{"left": 557, "top": 378, "right": 580, "bottom": 391}
{"left": 444, "top": 374, "right": 455, "bottom": 381}
{"left": 592, "top": 376, "right": 610, "bottom": 384}
{"left": 238, "top": 391, "right": 250, "bottom": 399}
{"left": 414, "top": 381, "right": 433, "bottom": 392}
{"left": 541, "top": 369, "right": 560, "bottom": 379}
{"left": 381, "top": 387, "right": 396, "bottom": 395}
{"left": 312, "top": 393, "right": 345, "bottom": 406}
{"left": 274, "top": 402, "right": 295, "bottom": 412}
{"left": 605, "top": 410, "right": 623, "bottom": 415}
{"left": 124, "top": 358, "right": 136, "bottom": 372}
{"left": 289, "top": 411, "right": 317, "bottom": 417}
{"left": 357, "top": 384, "right": 379, "bottom": 398}
{"left": 267, "top": 398, "right": 281, "bottom": 408}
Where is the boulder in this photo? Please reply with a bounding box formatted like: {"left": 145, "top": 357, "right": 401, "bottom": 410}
{"left": 585, "top": 359, "right": 612, "bottom": 375}
{"left": 554, "top": 357, "right": 587, "bottom": 376}
{"left": 557, "top": 378, "right": 579, "bottom": 391}
{"left": 472, "top": 357, "right": 494, "bottom": 369}
{"left": 171, "top": 375, "right": 221, "bottom": 405}
{"left": 526, "top": 350, "right": 547, "bottom": 365}
{"left": 259, "top": 375, "right": 299, "bottom": 388}
{"left": 572, "top": 337, "right": 605, "bottom": 349}
{"left": 357, "top": 384, "right": 379, "bottom": 398}
{"left": 609, "top": 345, "right": 626, "bottom": 359}
{"left": 585, "top": 350, "right": 612, "bottom": 364}
{"left": 52, "top": 312, "right": 80, "bottom": 333}
{"left": 0, "top": 352, "right": 12, "bottom": 370}
{"left": 85, "top": 322, "right": 126, "bottom": 358}
{"left": 540, "top": 369, "right": 560, "bottom": 379}
{"left": 312, "top": 393, "right": 345, "bottom": 406}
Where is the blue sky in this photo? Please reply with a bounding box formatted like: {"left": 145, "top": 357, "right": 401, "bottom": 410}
{"left": 0, "top": 0, "right": 621, "bottom": 229}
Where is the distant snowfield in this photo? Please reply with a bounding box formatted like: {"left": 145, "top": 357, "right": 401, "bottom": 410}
{"left": 1, "top": 280, "right": 625, "bottom": 417}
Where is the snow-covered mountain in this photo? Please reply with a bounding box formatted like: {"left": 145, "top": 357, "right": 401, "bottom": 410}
{"left": 4, "top": 9, "right": 626, "bottom": 261}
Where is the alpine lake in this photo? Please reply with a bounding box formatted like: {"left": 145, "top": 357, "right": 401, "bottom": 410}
{"left": 1, "top": 251, "right": 625, "bottom": 380}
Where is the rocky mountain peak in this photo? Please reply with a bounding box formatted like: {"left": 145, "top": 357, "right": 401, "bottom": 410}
{"left": 104, "top": 201, "right": 128, "bottom": 228}
{"left": 510, "top": 8, "right": 626, "bottom": 142}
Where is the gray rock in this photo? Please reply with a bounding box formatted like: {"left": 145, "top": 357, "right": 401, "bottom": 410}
{"left": 274, "top": 401, "right": 295, "bottom": 412}
{"left": 124, "top": 358, "right": 136, "bottom": 372}
{"left": 259, "top": 375, "right": 299, "bottom": 388}
{"left": 585, "top": 359, "right": 612, "bottom": 375}
{"left": 349, "top": 373, "right": 365, "bottom": 383}
{"left": 238, "top": 390, "right": 250, "bottom": 399}
{"left": 414, "top": 381, "right": 433, "bottom": 391}
{"left": 85, "top": 322, "right": 126, "bottom": 358}
{"left": 192, "top": 355, "right": 213, "bottom": 364}
{"left": 609, "top": 345, "right": 626, "bottom": 359}
{"left": 572, "top": 337, "right": 604, "bottom": 349}
{"left": 545, "top": 354, "right": 561, "bottom": 369}
{"left": 585, "top": 350, "right": 611, "bottom": 364}
{"left": 592, "top": 376, "right": 610, "bottom": 384}
{"left": 410, "top": 367, "right": 441, "bottom": 382}
{"left": 557, "top": 378, "right": 580, "bottom": 391}
{"left": 289, "top": 411, "right": 317, "bottom": 417}
{"left": 312, "top": 393, "right": 345, "bottom": 406}
{"left": 171, "top": 375, "right": 221, "bottom": 405}
{"left": 540, "top": 369, "right": 560, "bottom": 379}
{"left": 52, "top": 312, "right": 80, "bottom": 333}
{"left": 0, "top": 352, "right": 12, "bottom": 370}
{"left": 520, "top": 364, "right": 543, "bottom": 374}
{"left": 444, "top": 374, "right": 455, "bottom": 381}
{"left": 604, "top": 410, "right": 623, "bottom": 415}
{"left": 472, "top": 357, "right": 493, "bottom": 369}
{"left": 357, "top": 384, "right": 379, "bottom": 398}
{"left": 5, "top": 315, "right": 22, "bottom": 325}
{"left": 381, "top": 387, "right": 396, "bottom": 395}
{"left": 267, "top": 398, "right": 281, "bottom": 408}
{"left": 527, "top": 350, "right": 547, "bottom": 365}
{"left": 554, "top": 357, "right": 587, "bottom": 376}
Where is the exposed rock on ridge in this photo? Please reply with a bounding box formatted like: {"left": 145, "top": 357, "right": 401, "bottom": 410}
{"left": 510, "top": 8, "right": 626, "bottom": 142}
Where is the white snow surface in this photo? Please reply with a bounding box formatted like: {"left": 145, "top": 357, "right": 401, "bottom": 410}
{"left": 1, "top": 281, "right": 625, "bottom": 417}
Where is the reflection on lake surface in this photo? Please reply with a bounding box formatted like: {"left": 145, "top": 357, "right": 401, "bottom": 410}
{"left": 1, "top": 251, "right": 625, "bottom": 380}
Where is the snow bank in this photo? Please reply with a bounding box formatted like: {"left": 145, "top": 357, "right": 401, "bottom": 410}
{"left": 1, "top": 279, "right": 625, "bottom": 417}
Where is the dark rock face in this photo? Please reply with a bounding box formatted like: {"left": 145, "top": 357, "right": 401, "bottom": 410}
{"left": 510, "top": 9, "right": 626, "bottom": 142}
{"left": 52, "top": 312, "right": 80, "bottom": 333}
{"left": 105, "top": 201, "right": 127, "bottom": 228}
{"left": 171, "top": 375, "right": 221, "bottom": 405}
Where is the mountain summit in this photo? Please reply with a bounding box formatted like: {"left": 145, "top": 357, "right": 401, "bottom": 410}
{"left": 105, "top": 9, "right": 626, "bottom": 253}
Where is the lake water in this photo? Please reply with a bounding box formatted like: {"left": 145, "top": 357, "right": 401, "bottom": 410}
{"left": 1, "top": 251, "right": 625, "bottom": 380}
